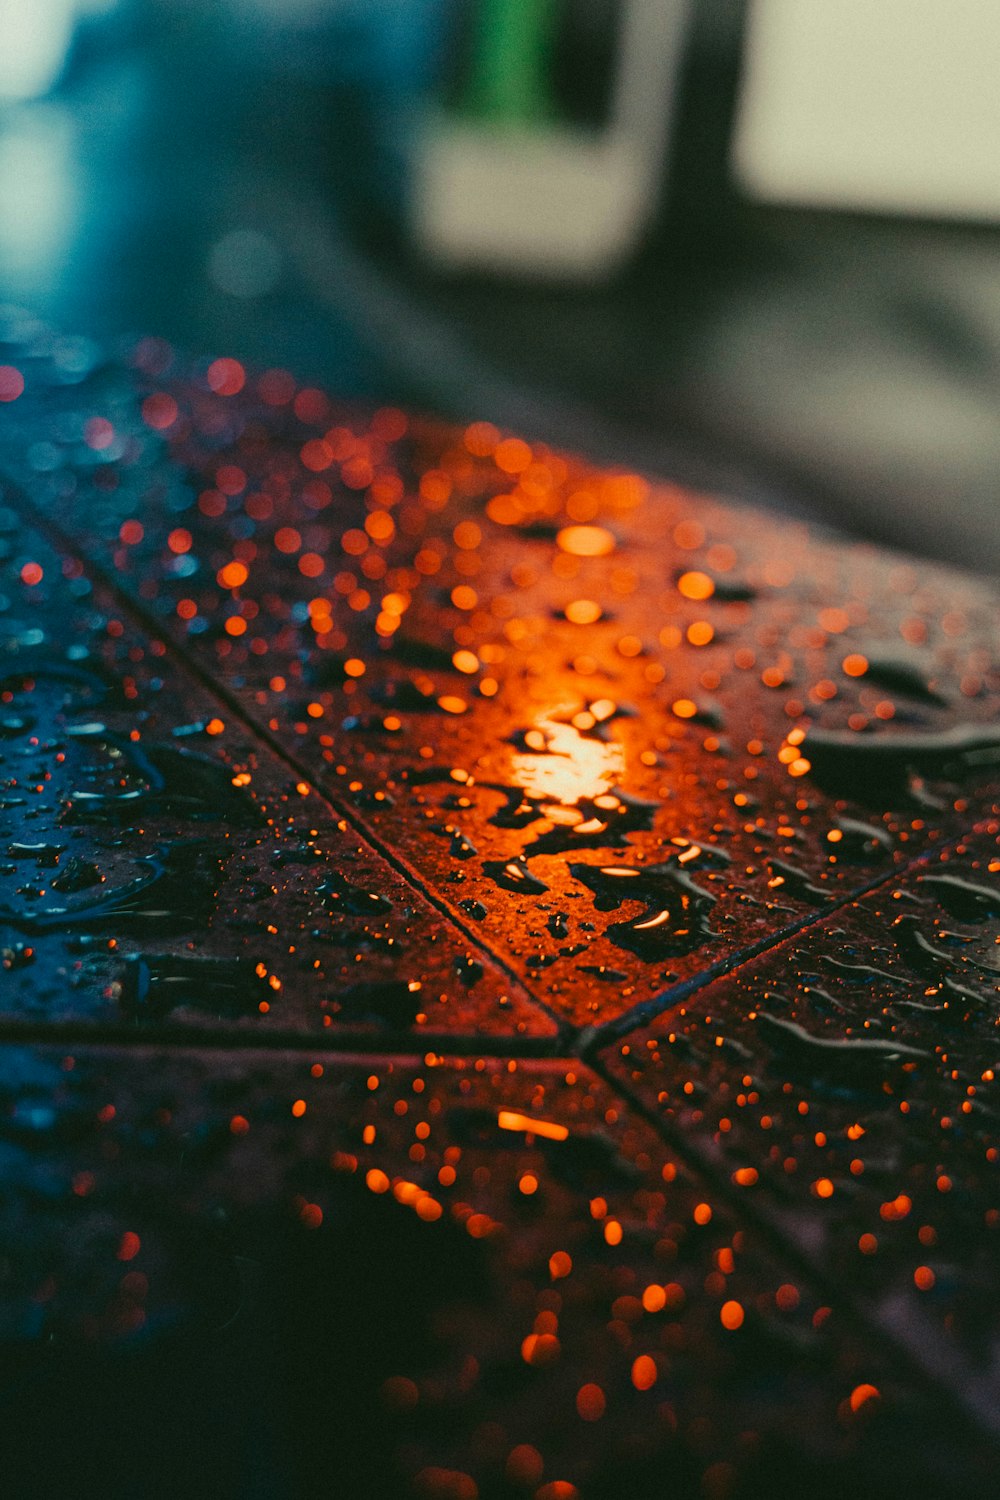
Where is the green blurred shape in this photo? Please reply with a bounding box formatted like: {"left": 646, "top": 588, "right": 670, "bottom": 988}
{"left": 459, "top": 0, "right": 558, "bottom": 126}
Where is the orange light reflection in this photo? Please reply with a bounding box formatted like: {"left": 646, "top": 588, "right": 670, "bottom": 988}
{"left": 510, "top": 714, "right": 624, "bottom": 806}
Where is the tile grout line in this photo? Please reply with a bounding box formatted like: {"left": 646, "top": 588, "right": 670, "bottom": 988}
{"left": 11, "top": 465, "right": 1000, "bottom": 1441}
{"left": 579, "top": 830, "right": 977, "bottom": 1054}
{"left": 0, "top": 1020, "right": 574, "bottom": 1064}
{"left": 1, "top": 468, "right": 574, "bottom": 1044}
{"left": 2, "top": 471, "right": 986, "bottom": 1067}
{"left": 5, "top": 453, "right": 998, "bottom": 1452}
{"left": 587, "top": 1044, "right": 1000, "bottom": 1448}
{"left": 581, "top": 819, "right": 1000, "bottom": 1443}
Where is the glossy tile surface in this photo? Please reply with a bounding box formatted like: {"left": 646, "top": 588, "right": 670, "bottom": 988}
{"left": 2, "top": 327, "right": 1000, "bottom": 1497}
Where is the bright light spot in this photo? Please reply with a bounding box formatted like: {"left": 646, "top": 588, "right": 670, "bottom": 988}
{"left": 497, "top": 1110, "right": 568, "bottom": 1142}
{"left": 510, "top": 713, "right": 624, "bottom": 806}
{"left": 720, "top": 1300, "right": 745, "bottom": 1330}
{"left": 556, "top": 525, "right": 616, "bottom": 558}
{"left": 565, "top": 599, "right": 602, "bottom": 624}
{"left": 677, "top": 570, "right": 715, "bottom": 601}
{"left": 850, "top": 1383, "right": 880, "bottom": 1413}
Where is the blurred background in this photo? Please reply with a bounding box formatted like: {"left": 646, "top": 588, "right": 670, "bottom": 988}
{"left": 1, "top": 0, "right": 999, "bottom": 573}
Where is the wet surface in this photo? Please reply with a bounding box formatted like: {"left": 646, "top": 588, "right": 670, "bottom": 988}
{"left": 2, "top": 320, "right": 1000, "bottom": 1496}
{"left": 600, "top": 822, "right": 1000, "bottom": 1429}
{"left": 0, "top": 1046, "right": 992, "bottom": 1500}
{"left": 0, "top": 518, "right": 546, "bottom": 1045}
{"left": 4, "top": 315, "right": 1000, "bottom": 1033}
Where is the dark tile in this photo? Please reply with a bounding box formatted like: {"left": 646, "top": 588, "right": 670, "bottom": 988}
{"left": 2, "top": 324, "right": 1000, "bottom": 1496}
{"left": 601, "top": 821, "right": 1000, "bottom": 1430}
{"left": 0, "top": 1044, "right": 986, "bottom": 1499}
{"left": 3, "top": 325, "right": 999, "bottom": 1031}
{"left": 0, "top": 519, "right": 549, "bottom": 1043}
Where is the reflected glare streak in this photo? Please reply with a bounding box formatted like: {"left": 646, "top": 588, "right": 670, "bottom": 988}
{"left": 497, "top": 1111, "right": 569, "bottom": 1142}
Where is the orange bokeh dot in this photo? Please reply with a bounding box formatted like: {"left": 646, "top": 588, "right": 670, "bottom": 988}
{"left": 565, "top": 599, "right": 602, "bottom": 624}
{"left": 575, "top": 1383, "right": 606, "bottom": 1422}
{"left": 818, "top": 606, "right": 850, "bottom": 633}
{"left": 556, "top": 525, "right": 615, "bottom": 558}
{"left": 672, "top": 520, "right": 704, "bottom": 549}
{"left": 117, "top": 1231, "right": 141, "bottom": 1262}
{"left": 464, "top": 421, "right": 499, "bottom": 456}
{"left": 521, "top": 1333, "right": 560, "bottom": 1367}
{"left": 495, "top": 437, "right": 532, "bottom": 474}
{"left": 720, "top": 1300, "right": 745, "bottom": 1331}
{"left": 687, "top": 620, "right": 714, "bottom": 646}
{"left": 301, "top": 439, "right": 333, "bottom": 472}
{"left": 506, "top": 1445, "right": 543, "bottom": 1485}
{"left": 366, "top": 511, "right": 396, "bottom": 544}
{"left": 218, "top": 561, "right": 248, "bottom": 588}
{"left": 677, "top": 570, "right": 714, "bottom": 601}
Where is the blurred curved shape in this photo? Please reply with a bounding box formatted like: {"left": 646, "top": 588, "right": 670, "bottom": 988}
{"left": 0, "top": 0, "right": 78, "bottom": 101}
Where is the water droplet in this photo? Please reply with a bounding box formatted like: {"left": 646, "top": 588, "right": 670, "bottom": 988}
{"left": 484, "top": 859, "right": 549, "bottom": 895}
{"left": 917, "top": 873, "right": 1000, "bottom": 921}
{"left": 755, "top": 1013, "right": 928, "bottom": 1092}
{"left": 767, "top": 860, "right": 833, "bottom": 906}
{"left": 803, "top": 722, "right": 1000, "bottom": 799}
{"left": 570, "top": 860, "right": 718, "bottom": 961}
{"left": 317, "top": 871, "right": 393, "bottom": 916}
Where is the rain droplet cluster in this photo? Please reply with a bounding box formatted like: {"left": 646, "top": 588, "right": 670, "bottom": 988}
{"left": 0, "top": 311, "right": 998, "bottom": 1497}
